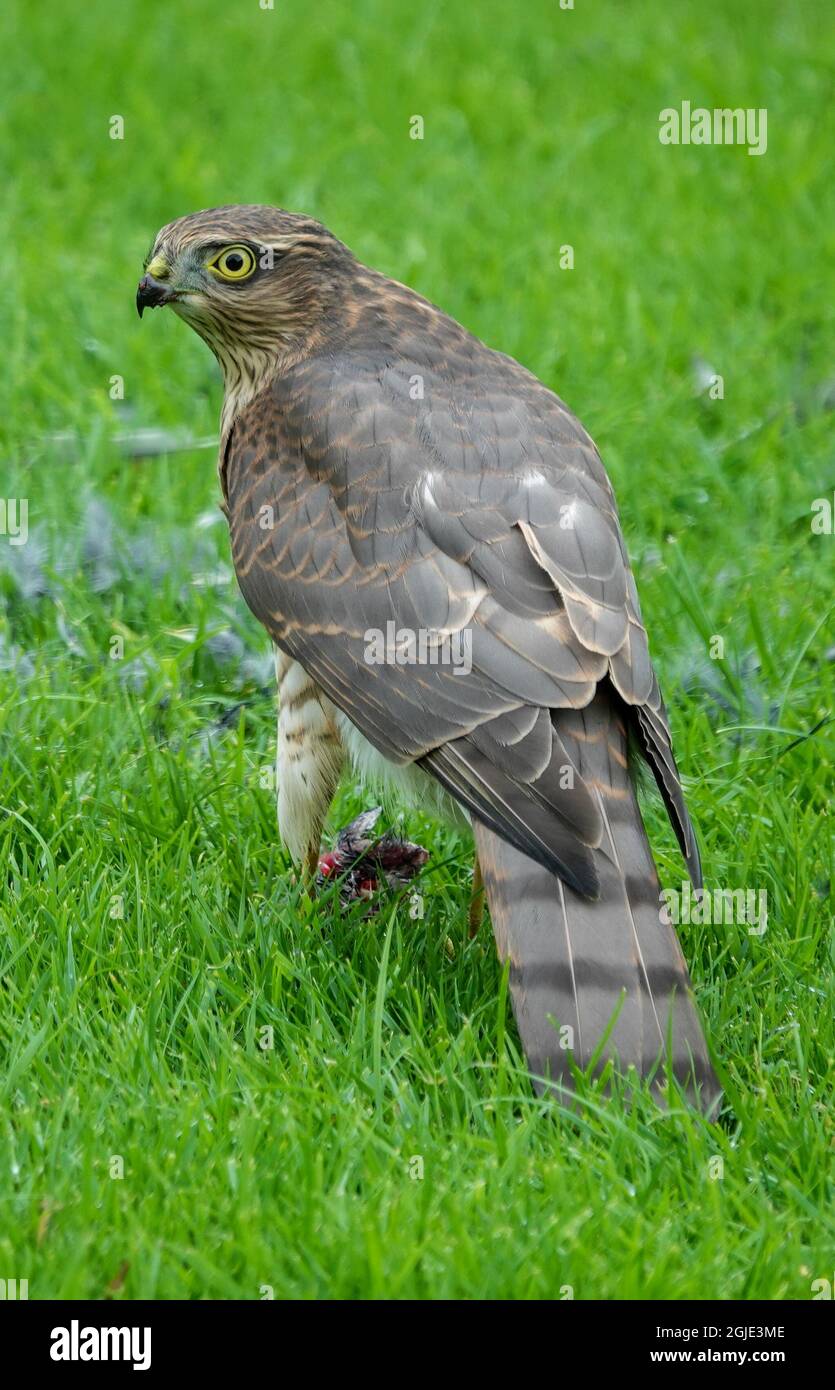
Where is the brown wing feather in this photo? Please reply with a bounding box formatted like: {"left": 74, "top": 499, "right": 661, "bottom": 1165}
{"left": 224, "top": 266, "right": 699, "bottom": 892}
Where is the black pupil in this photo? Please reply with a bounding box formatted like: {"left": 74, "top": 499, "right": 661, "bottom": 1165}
{"left": 226, "top": 252, "right": 244, "bottom": 271}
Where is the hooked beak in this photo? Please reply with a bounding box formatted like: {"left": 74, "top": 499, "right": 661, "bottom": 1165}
{"left": 136, "top": 273, "right": 179, "bottom": 318}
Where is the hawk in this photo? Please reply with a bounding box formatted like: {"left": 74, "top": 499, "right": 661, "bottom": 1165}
{"left": 138, "top": 205, "right": 719, "bottom": 1110}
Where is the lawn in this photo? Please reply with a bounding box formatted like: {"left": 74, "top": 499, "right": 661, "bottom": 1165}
{"left": 0, "top": 0, "right": 832, "bottom": 1299}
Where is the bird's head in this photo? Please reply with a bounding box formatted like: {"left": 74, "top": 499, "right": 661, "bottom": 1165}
{"left": 137, "top": 204, "right": 354, "bottom": 385}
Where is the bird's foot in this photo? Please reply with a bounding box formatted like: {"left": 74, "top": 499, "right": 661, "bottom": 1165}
{"left": 302, "top": 843, "right": 321, "bottom": 890}
{"left": 468, "top": 851, "right": 485, "bottom": 937}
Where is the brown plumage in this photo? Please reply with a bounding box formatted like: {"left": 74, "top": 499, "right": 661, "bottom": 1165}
{"left": 138, "top": 204, "right": 720, "bottom": 1111}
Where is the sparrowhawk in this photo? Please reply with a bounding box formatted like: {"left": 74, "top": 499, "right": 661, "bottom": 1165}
{"left": 137, "top": 204, "right": 719, "bottom": 1111}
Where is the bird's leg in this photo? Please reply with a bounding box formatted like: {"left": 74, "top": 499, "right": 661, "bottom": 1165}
{"left": 274, "top": 649, "right": 345, "bottom": 899}
{"left": 303, "top": 843, "right": 321, "bottom": 888}
{"left": 468, "top": 850, "right": 485, "bottom": 937}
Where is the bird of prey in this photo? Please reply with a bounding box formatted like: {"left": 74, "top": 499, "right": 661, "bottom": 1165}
{"left": 137, "top": 204, "right": 719, "bottom": 1110}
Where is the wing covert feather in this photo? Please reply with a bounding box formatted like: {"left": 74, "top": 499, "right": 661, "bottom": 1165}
{"left": 224, "top": 295, "right": 698, "bottom": 889}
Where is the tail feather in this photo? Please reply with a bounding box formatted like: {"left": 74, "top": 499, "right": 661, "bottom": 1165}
{"left": 473, "top": 693, "right": 720, "bottom": 1112}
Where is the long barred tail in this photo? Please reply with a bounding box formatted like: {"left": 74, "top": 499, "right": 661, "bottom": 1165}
{"left": 473, "top": 695, "right": 720, "bottom": 1113}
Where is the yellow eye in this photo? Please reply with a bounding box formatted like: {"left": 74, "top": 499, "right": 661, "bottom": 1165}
{"left": 208, "top": 245, "right": 257, "bottom": 281}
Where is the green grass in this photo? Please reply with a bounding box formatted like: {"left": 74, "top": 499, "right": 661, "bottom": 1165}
{"left": 1, "top": 0, "right": 833, "bottom": 1299}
